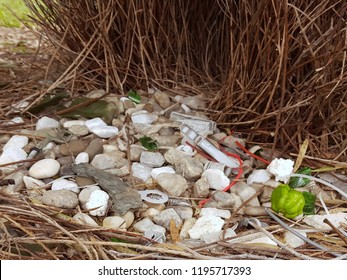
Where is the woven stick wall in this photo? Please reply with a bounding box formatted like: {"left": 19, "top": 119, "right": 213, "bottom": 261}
{"left": 25, "top": 0, "right": 347, "bottom": 158}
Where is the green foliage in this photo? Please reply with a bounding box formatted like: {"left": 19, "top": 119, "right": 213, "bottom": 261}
{"left": 0, "top": 0, "right": 31, "bottom": 27}
{"left": 127, "top": 89, "right": 141, "bottom": 104}
{"left": 302, "top": 191, "right": 316, "bottom": 215}
{"left": 139, "top": 136, "right": 158, "bottom": 151}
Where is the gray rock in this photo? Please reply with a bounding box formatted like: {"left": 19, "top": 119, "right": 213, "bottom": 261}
{"left": 42, "top": 190, "right": 78, "bottom": 209}
{"left": 152, "top": 134, "right": 180, "bottom": 147}
{"left": 193, "top": 177, "right": 210, "bottom": 198}
{"left": 72, "top": 213, "right": 98, "bottom": 226}
{"left": 72, "top": 163, "right": 143, "bottom": 215}
{"left": 153, "top": 208, "right": 183, "bottom": 230}
{"left": 231, "top": 182, "right": 260, "bottom": 206}
{"left": 129, "top": 145, "right": 143, "bottom": 161}
{"left": 200, "top": 208, "right": 231, "bottom": 219}
{"left": 156, "top": 173, "right": 189, "bottom": 196}
{"left": 154, "top": 91, "right": 171, "bottom": 108}
{"left": 204, "top": 191, "right": 240, "bottom": 208}
{"left": 68, "top": 125, "right": 89, "bottom": 137}
{"left": 180, "top": 218, "right": 196, "bottom": 239}
{"left": 175, "top": 157, "right": 203, "bottom": 180}
{"left": 59, "top": 139, "right": 87, "bottom": 156}
{"left": 133, "top": 218, "right": 166, "bottom": 235}
{"left": 132, "top": 162, "right": 153, "bottom": 182}
{"left": 140, "top": 151, "right": 165, "bottom": 167}
{"left": 84, "top": 138, "right": 103, "bottom": 160}
{"left": 170, "top": 206, "right": 193, "bottom": 220}
{"left": 90, "top": 154, "right": 114, "bottom": 169}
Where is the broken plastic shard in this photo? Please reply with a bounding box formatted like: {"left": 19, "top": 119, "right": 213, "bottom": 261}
{"left": 138, "top": 189, "right": 169, "bottom": 204}
{"left": 170, "top": 112, "right": 216, "bottom": 135}
{"left": 180, "top": 124, "right": 240, "bottom": 168}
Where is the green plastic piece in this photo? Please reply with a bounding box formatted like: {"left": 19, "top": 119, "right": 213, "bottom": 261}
{"left": 139, "top": 136, "right": 158, "bottom": 151}
{"left": 302, "top": 191, "right": 316, "bottom": 215}
{"left": 128, "top": 90, "right": 141, "bottom": 104}
{"left": 288, "top": 167, "right": 311, "bottom": 188}
{"left": 271, "top": 184, "right": 305, "bottom": 219}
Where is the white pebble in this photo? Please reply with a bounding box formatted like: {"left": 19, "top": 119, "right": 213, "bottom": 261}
{"left": 23, "top": 175, "right": 45, "bottom": 190}
{"left": 73, "top": 213, "right": 98, "bottom": 226}
{"left": 131, "top": 111, "right": 158, "bottom": 124}
{"left": 188, "top": 215, "right": 224, "bottom": 239}
{"left": 29, "top": 158, "right": 60, "bottom": 179}
{"left": 201, "top": 169, "right": 230, "bottom": 190}
{"left": 140, "top": 151, "right": 165, "bottom": 167}
{"left": 8, "top": 117, "right": 24, "bottom": 124}
{"left": 133, "top": 218, "right": 166, "bottom": 235}
{"left": 75, "top": 152, "right": 89, "bottom": 164}
{"left": 103, "top": 216, "right": 127, "bottom": 229}
{"left": 247, "top": 169, "right": 271, "bottom": 185}
{"left": 200, "top": 208, "right": 231, "bottom": 219}
{"left": 78, "top": 186, "right": 101, "bottom": 207}
{"left": 51, "top": 178, "right": 80, "bottom": 193}
{"left": 132, "top": 162, "right": 153, "bottom": 181}
{"left": 84, "top": 117, "right": 107, "bottom": 130}
{"left": 85, "top": 190, "right": 110, "bottom": 216}
{"left": 3, "top": 135, "right": 28, "bottom": 151}
{"left": 36, "top": 116, "right": 60, "bottom": 130}
{"left": 151, "top": 166, "right": 175, "bottom": 179}
{"left": 63, "top": 120, "right": 86, "bottom": 128}
{"left": 0, "top": 147, "right": 27, "bottom": 165}
{"left": 89, "top": 126, "right": 119, "bottom": 138}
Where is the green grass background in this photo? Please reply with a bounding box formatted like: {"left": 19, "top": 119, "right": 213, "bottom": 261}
{"left": 0, "top": 0, "right": 31, "bottom": 27}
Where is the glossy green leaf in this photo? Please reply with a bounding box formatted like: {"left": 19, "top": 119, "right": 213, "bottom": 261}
{"left": 288, "top": 167, "right": 311, "bottom": 188}
{"left": 29, "top": 91, "right": 69, "bottom": 114}
{"left": 139, "top": 136, "right": 158, "bottom": 151}
{"left": 302, "top": 191, "right": 316, "bottom": 215}
{"left": 62, "top": 97, "right": 118, "bottom": 124}
{"left": 128, "top": 90, "right": 141, "bottom": 104}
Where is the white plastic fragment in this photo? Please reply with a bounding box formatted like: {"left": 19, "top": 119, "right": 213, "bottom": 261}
{"left": 138, "top": 189, "right": 169, "bottom": 204}
{"left": 267, "top": 158, "right": 294, "bottom": 183}
{"left": 247, "top": 169, "right": 271, "bottom": 185}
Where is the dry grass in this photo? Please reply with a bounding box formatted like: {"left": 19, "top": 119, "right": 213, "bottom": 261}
{"left": 18, "top": 0, "right": 346, "bottom": 159}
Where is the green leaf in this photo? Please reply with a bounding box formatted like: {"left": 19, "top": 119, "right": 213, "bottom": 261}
{"left": 139, "top": 136, "right": 158, "bottom": 151}
{"left": 288, "top": 167, "right": 311, "bottom": 188}
{"left": 128, "top": 90, "right": 141, "bottom": 104}
{"left": 28, "top": 91, "right": 69, "bottom": 114}
{"left": 302, "top": 191, "right": 316, "bottom": 215}
{"left": 62, "top": 97, "right": 118, "bottom": 124}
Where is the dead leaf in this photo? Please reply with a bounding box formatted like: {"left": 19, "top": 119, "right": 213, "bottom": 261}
{"left": 169, "top": 219, "right": 181, "bottom": 243}
{"left": 293, "top": 139, "right": 308, "bottom": 172}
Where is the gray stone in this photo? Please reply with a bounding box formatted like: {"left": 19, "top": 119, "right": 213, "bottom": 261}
{"left": 132, "top": 162, "right": 153, "bottom": 182}
{"left": 133, "top": 218, "right": 166, "bottom": 235}
{"left": 68, "top": 125, "right": 89, "bottom": 137}
{"left": 72, "top": 163, "right": 143, "bottom": 215}
{"left": 170, "top": 206, "right": 193, "bottom": 220}
{"left": 193, "top": 177, "right": 210, "bottom": 198}
{"left": 36, "top": 116, "right": 60, "bottom": 130}
{"left": 204, "top": 191, "right": 239, "bottom": 208}
{"left": 153, "top": 208, "right": 183, "bottom": 230}
{"left": 175, "top": 157, "right": 203, "bottom": 180}
{"left": 154, "top": 91, "right": 171, "bottom": 108}
{"left": 72, "top": 213, "right": 98, "bottom": 226}
{"left": 180, "top": 218, "right": 196, "bottom": 239}
{"left": 84, "top": 138, "right": 103, "bottom": 160}
{"left": 231, "top": 182, "right": 260, "bottom": 206}
{"left": 42, "top": 190, "right": 78, "bottom": 209}
{"left": 200, "top": 208, "right": 231, "bottom": 219}
{"left": 156, "top": 173, "right": 189, "bottom": 196}
{"left": 59, "top": 139, "right": 87, "bottom": 156}
{"left": 90, "top": 154, "right": 115, "bottom": 169}
{"left": 129, "top": 145, "right": 143, "bottom": 162}
{"left": 140, "top": 151, "right": 165, "bottom": 167}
